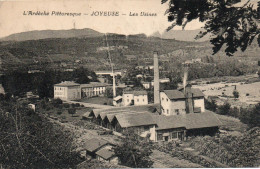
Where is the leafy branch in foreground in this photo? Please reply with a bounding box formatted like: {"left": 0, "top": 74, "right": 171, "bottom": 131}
{"left": 162, "top": 0, "right": 260, "bottom": 56}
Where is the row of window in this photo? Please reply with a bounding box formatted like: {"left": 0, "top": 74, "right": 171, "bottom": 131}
{"left": 161, "top": 97, "right": 169, "bottom": 102}
{"left": 157, "top": 131, "right": 183, "bottom": 141}
{"left": 162, "top": 109, "right": 185, "bottom": 115}
{"left": 55, "top": 87, "right": 64, "bottom": 91}
{"left": 126, "top": 99, "right": 146, "bottom": 102}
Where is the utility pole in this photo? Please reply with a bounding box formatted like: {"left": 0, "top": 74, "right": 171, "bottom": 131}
{"left": 105, "top": 33, "right": 116, "bottom": 97}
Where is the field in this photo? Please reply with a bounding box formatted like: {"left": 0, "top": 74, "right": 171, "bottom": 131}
{"left": 193, "top": 81, "right": 260, "bottom": 107}
{"left": 77, "top": 96, "right": 113, "bottom": 105}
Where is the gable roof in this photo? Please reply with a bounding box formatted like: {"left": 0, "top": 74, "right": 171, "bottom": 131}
{"left": 84, "top": 138, "right": 109, "bottom": 152}
{"left": 152, "top": 115, "right": 186, "bottom": 130}
{"left": 123, "top": 90, "right": 147, "bottom": 96}
{"left": 163, "top": 90, "right": 185, "bottom": 100}
{"left": 152, "top": 110, "right": 222, "bottom": 130}
{"left": 184, "top": 111, "right": 222, "bottom": 129}
{"left": 96, "top": 149, "right": 115, "bottom": 160}
{"left": 115, "top": 112, "right": 156, "bottom": 128}
{"left": 164, "top": 88, "right": 204, "bottom": 100}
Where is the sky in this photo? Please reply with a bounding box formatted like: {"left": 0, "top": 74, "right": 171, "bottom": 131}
{"left": 0, "top": 0, "right": 258, "bottom": 38}
{"left": 0, "top": 0, "right": 205, "bottom": 38}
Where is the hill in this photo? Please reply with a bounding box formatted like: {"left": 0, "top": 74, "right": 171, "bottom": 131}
{"left": 0, "top": 28, "right": 103, "bottom": 42}
{"left": 151, "top": 29, "right": 211, "bottom": 42}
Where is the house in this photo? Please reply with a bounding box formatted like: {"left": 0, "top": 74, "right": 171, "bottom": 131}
{"left": 96, "top": 148, "right": 119, "bottom": 164}
{"left": 122, "top": 90, "right": 148, "bottom": 106}
{"left": 152, "top": 110, "right": 222, "bottom": 141}
{"left": 113, "top": 96, "right": 123, "bottom": 107}
{"left": 141, "top": 81, "right": 151, "bottom": 89}
{"left": 95, "top": 70, "right": 122, "bottom": 77}
{"left": 151, "top": 78, "right": 170, "bottom": 87}
{"left": 160, "top": 84, "right": 205, "bottom": 116}
{"left": 84, "top": 138, "right": 113, "bottom": 159}
{"left": 54, "top": 81, "right": 81, "bottom": 100}
{"left": 125, "top": 55, "right": 137, "bottom": 61}
{"left": 81, "top": 82, "right": 110, "bottom": 98}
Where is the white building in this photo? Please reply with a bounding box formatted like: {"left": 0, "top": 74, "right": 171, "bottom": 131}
{"left": 54, "top": 81, "right": 81, "bottom": 100}
{"left": 160, "top": 85, "right": 205, "bottom": 116}
{"left": 122, "top": 90, "right": 148, "bottom": 106}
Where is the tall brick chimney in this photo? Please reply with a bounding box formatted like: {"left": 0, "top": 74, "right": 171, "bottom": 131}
{"left": 185, "top": 83, "right": 194, "bottom": 114}
{"left": 153, "top": 51, "right": 160, "bottom": 104}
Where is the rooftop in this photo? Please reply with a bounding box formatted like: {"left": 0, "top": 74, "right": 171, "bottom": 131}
{"left": 54, "top": 81, "right": 80, "bottom": 87}
{"left": 163, "top": 88, "right": 204, "bottom": 100}
{"left": 81, "top": 82, "right": 110, "bottom": 88}
{"left": 95, "top": 149, "right": 115, "bottom": 160}
{"left": 115, "top": 112, "right": 156, "bottom": 128}
{"left": 83, "top": 138, "right": 109, "bottom": 152}
{"left": 152, "top": 110, "right": 222, "bottom": 130}
{"left": 124, "top": 90, "right": 148, "bottom": 96}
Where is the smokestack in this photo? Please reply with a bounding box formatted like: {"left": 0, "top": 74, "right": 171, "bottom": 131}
{"left": 183, "top": 64, "right": 188, "bottom": 93}
{"left": 153, "top": 51, "right": 160, "bottom": 104}
{"left": 185, "top": 83, "right": 194, "bottom": 114}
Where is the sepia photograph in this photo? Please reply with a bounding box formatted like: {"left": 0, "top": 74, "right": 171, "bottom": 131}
{"left": 0, "top": 0, "right": 259, "bottom": 168}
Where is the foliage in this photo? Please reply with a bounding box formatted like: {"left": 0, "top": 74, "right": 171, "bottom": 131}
{"left": 217, "top": 102, "right": 231, "bottom": 115}
{"left": 113, "top": 129, "right": 154, "bottom": 168}
{"left": 53, "top": 98, "right": 63, "bottom": 107}
{"left": 1, "top": 67, "right": 97, "bottom": 98}
{"left": 233, "top": 90, "right": 239, "bottom": 98}
{"left": 0, "top": 98, "right": 83, "bottom": 168}
{"left": 205, "top": 99, "right": 217, "bottom": 112}
{"left": 188, "top": 127, "right": 260, "bottom": 167}
{"left": 68, "top": 108, "right": 76, "bottom": 117}
{"left": 162, "top": 0, "right": 260, "bottom": 56}
{"left": 239, "top": 103, "right": 260, "bottom": 128}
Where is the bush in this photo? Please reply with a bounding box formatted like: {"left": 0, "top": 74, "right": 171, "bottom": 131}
{"left": 63, "top": 103, "right": 70, "bottom": 108}
{"left": 217, "top": 102, "right": 231, "bottom": 115}
{"left": 233, "top": 90, "right": 239, "bottom": 98}
{"left": 57, "top": 111, "right": 62, "bottom": 115}
{"left": 75, "top": 103, "right": 81, "bottom": 107}
{"left": 205, "top": 99, "right": 217, "bottom": 112}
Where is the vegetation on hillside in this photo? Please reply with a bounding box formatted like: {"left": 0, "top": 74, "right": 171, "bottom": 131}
{"left": 0, "top": 97, "right": 83, "bottom": 168}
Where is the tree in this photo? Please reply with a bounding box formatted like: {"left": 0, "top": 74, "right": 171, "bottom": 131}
{"left": 162, "top": 0, "right": 260, "bottom": 56}
{"left": 217, "top": 102, "right": 231, "bottom": 115}
{"left": 113, "top": 129, "right": 153, "bottom": 168}
{"left": 0, "top": 98, "right": 82, "bottom": 168}
{"left": 205, "top": 99, "right": 217, "bottom": 112}
{"left": 233, "top": 90, "right": 240, "bottom": 98}
{"left": 68, "top": 108, "right": 76, "bottom": 117}
{"left": 239, "top": 103, "right": 260, "bottom": 128}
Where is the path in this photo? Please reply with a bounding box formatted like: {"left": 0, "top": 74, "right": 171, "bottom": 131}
{"left": 151, "top": 149, "right": 202, "bottom": 168}
{"left": 64, "top": 100, "right": 113, "bottom": 109}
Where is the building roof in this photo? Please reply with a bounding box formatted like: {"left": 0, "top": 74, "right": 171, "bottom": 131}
{"left": 96, "top": 149, "right": 115, "bottom": 160}
{"left": 81, "top": 82, "right": 110, "bottom": 88}
{"left": 84, "top": 138, "right": 109, "bottom": 152}
{"left": 164, "top": 88, "right": 204, "bottom": 100}
{"left": 163, "top": 90, "right": 185, "bottom": 100}
{"left": 153, "top": 110, "right": 222, "bottom": 131}
{"left": 54, "top": 81, "right": 80, "bottom": 87}
{"left": 152, "top": 115, "right": 186, "bottom": 130}
{"left": 115, "top": 112, "right": 156, "bottom": 128}
{"left": 124, "top": 90, "right": 147, "bottom": 96}
{"left": 184, "top": 111, "right": 222, "bottom": 129}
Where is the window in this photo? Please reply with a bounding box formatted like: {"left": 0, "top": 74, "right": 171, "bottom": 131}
{"left": 157, "top": 133, "right": 163, "bottom": 141}
{"left": 137, "top": 99, "right": 139, "bottom": 102}
{"left": 143, "top": 99, "right": 145, "bottom": 102}
{"left": 166, "top": 98, "right": 168, "bottom": 102}
{"left": 167, "top": 109, "right": 169, "bottom": 114}
{"left": 127, "top": 99, "right": 129, "bottom": 102}
{"left": 172, "top": 132, "right": 178, "bottom": 139}
{"left": 175, "top": 109, "right": 179, "bottom": 113}
{"left": 162, "top": 97, "right": 164, "bottom": 101}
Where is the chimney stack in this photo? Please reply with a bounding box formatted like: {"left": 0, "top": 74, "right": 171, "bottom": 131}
{"left": 183, "top": 64, "right": 189, "bottom": 93}
{"left": 185, "top": 83, "right": 194, "bottom": 114}
{"left": 153, "top": 51, "right": 160, "bottom": 104}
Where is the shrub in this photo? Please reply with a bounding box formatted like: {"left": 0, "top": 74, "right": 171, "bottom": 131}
{"left": 217, "top": 102, "right": 231, "bottom": 115}
{"left": 75, "top": 103, "right": 81, "bottom": 107}
{"left": 57, "top": 111, "right": 62, "bottom": 115}
{"left": 63, "top": 103, "right": 70, "bottom": 108}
